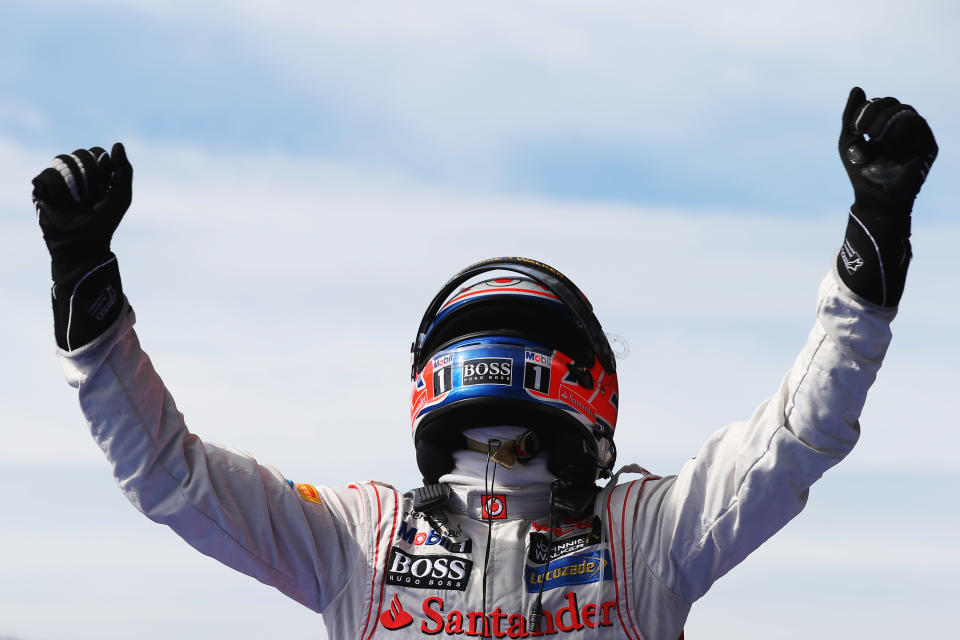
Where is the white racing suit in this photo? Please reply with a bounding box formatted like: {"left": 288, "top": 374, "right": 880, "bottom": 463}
{"left": 59, "top": 270, "right": 896, "bottom": 639}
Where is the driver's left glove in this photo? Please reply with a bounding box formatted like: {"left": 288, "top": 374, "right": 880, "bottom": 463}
{"left": 836, "top": 87, "right": 937, "bottom": 306}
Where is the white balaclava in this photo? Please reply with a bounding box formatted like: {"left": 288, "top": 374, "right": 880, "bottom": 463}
{"left": 439, "top": 426, "right": 556, "bottom": 488}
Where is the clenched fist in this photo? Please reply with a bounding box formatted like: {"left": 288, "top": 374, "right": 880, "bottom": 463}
{"left": 836, "top": 88, "right": 937, "bottom": 307}
{"left": 33, "top": 143, "right": 133, "bottom": 350}
{"left": 33, "top": 143, "right": 133, "bottom": 282}
{"left": 839, "top": 87, "right": 937, "bottom": 216}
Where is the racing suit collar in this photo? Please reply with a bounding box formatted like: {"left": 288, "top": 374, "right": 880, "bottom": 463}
{"left": 440, "top": 482, "right": 553, "bottom": 521}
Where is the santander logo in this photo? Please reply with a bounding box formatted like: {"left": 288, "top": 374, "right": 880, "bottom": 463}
{"left": 378, "top": 592, "right": 616, "bottom": 637}
{"left": 379, "top": 594, "right": 414, "bottom": 630}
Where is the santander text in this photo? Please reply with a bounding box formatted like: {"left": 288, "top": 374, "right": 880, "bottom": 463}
{"left": 418, "top": 592, "right": 615, "bottom": 637}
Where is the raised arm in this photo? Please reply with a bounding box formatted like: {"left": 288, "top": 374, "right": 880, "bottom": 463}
{"left": 628, "top": 87, "right": 938, "bottom": 602}
{"left": 32, "top": 147, "right": 383, "bottom": 617}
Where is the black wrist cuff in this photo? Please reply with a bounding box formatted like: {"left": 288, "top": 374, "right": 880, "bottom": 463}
{"left": 850, "top": 193, "right": 914, "bottom": 219}
{"left": 837, "top": 207, "right": 911, "bottom": 307}
{"left": 51, "top": 254, "right": 124, "bottom": 351}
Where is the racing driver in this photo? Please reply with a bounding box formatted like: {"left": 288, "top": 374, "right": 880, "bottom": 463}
{"left": 33, "top": 88, "right": 937, "bottom": 639}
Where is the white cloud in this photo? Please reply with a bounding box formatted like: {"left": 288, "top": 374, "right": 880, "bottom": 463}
{"left": 0, "top": 102, "right": 49, "bottom": 133}
{"left": 218, "top": 0, "right": 958, "bottom": 135}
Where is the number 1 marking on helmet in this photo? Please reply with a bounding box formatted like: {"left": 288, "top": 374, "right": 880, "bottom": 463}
{"left": 433, "top": 365, "right": 452, "bottom": 396}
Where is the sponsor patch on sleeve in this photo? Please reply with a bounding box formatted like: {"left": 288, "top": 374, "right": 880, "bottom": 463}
{"left": 293, "top": 482, "right": 323, "bottom": 505}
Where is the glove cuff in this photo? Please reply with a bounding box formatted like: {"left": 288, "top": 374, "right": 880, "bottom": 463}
{"left": 51, "top": 254, "right": 124, "bottom": 351}
{"left": 47, "top": 238, "right": 113, "bottom": 284}
{"left": 851, "top": 193, "right": 914, "bottom": 219}
{"left": 836, "top": 207, "right": 911, "bottom": 307}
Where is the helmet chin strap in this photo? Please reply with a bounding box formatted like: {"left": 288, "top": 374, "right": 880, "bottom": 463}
{"left": 462, "top": 426, "right": 542, "bottom": 469}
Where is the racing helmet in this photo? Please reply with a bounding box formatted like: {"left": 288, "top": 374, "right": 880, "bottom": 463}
{"left": 410, "top": 258, "right": 619, "bottom": 486}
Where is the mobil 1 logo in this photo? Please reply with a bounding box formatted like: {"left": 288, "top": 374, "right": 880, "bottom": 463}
{"left": 432, "top": 353, "right": 453, "bottom": 396}
{"left": 386, "top": 548, "right": 473, "bottom": 591}
{"left": 462, "top": 358, "right": 512, "bottom": 386}
{"left": 523, "top": 350, "right": 551, "bottom": 393}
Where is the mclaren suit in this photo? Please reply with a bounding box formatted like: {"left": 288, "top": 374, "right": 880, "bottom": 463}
{"left": 59, "top": 269, "right": 894, "bottom": 639}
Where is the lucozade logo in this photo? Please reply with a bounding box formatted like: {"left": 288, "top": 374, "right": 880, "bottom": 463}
{"left": 524, "top": 549, "right": 612, "bottom": 592}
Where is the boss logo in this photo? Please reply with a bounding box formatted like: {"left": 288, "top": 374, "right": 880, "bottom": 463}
{"left": 386, "top": 548, "right": 473, "bottom": 591}
{"left": 462, "top": 358, "right": 512, "bottom": 386}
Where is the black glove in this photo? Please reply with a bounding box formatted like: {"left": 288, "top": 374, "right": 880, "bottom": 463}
{"left": 836, "top": 87, "right": 937, "bottom": 306}
{"left": 32, "top": 143, "right": 133, "bottom": 350}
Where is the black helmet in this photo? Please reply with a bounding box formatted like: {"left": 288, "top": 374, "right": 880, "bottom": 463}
{"left": 410, "top": 258, "right": 619, "bottom": 487}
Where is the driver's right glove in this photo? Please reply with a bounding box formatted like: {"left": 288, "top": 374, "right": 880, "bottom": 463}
{"left": 32, "top": 142, "right": 133, "bottom": 350}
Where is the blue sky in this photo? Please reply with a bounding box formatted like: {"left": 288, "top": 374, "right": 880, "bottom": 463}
{"left": 3, "top": 0, "right": 957, "bottom": 214}
{"left": 2, "top": 1, "right": 958, "bottom": 638}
